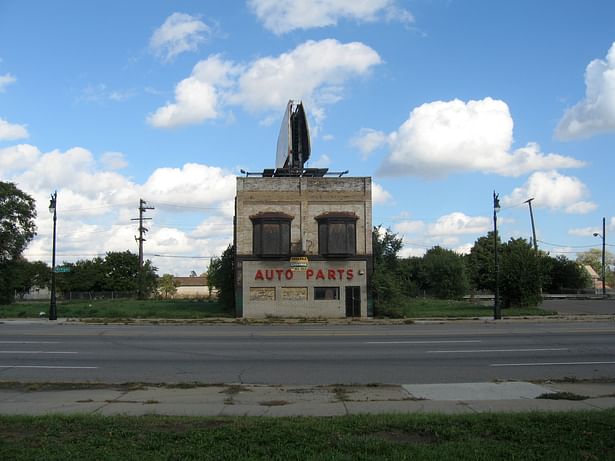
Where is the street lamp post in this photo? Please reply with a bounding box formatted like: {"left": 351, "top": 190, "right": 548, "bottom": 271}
{"left": 593, "top": 217, "right": 606, "bottom": 298}
{"left": 49, "top": 191, "right": 57, "bottom": 321}
{"left": 493, "top": 191, "right": 501, "bottom": 320}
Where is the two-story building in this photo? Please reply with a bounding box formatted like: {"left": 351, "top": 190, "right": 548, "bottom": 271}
{"left": 233, "top": 101, "right": 372, "bottom": 319}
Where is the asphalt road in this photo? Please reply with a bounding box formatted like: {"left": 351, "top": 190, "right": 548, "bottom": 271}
{"left": 1, "top": 321, "right": 614, "bottom": 385}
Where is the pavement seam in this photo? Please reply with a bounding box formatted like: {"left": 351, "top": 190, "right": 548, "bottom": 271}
{"left": 91, "top": 388, "right": 132, "bottom": 414}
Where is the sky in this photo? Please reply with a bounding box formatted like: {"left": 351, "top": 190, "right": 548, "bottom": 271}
{"left": 1, "top": 0, "right": 615, "bottom": 276}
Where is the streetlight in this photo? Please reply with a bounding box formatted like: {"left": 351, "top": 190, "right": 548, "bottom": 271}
{"left": 593, "top": 217, "right": 606, "bottom": 298}
{"left": 493, "top": 191, "right": 501, "bottom": 320}
{"left": 49, "top": 191, "right": 57, "bottom": 321}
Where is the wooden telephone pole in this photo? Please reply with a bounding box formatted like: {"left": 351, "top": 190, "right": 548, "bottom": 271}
{"left": 132, "top": 199, "right": 154, "bottom": 298}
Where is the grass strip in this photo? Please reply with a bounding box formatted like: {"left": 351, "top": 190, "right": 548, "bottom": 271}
{"left": 1, "top": 411, "right": 614, "bottom": 460}
{"left": 0, "top": 299, "right": 232, "bottom": 319}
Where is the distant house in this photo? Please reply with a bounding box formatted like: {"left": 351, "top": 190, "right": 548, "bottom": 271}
{"left": 583, "top": 265, "right": 610, "bottom": 293}
{"left": 173, "top": 276, "right": 212, "bottom": 299}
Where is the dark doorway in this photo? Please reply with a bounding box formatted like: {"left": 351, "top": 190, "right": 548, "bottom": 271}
{"left": 345, "top": 286, "right": 361, "bottom": 317}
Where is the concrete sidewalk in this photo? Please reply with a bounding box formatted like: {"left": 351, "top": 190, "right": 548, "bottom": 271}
{"left": 1, "top": 381, "right": 614, "bottom": 416}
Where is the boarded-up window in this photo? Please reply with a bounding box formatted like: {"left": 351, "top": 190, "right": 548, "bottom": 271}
{"left": 316, "top": 213, "right": 357, "bottom": 256}
{"left": 251, "top": 213, "right": 292, "bottom": 256}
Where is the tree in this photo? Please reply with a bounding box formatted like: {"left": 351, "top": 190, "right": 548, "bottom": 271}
{"left": 207, "top": 244, "right": 235, "bottom": 313}
{"left": 420, "top": 246, "right": 469, "bottom": 299}
{"left": 158, "top": 274, "right": 179, "bottom": 299}
{"left": 467, "top": 231, "right": 500, "bottom": 293}
{"left": 542, "top": 255, "right": 590, "bottom": 293}
{"left": 371, "top": 226, "right": 404, "bottom": 317}
{"left": 499, "top": 238, "right": 542, "bottom": 308}
{"left": 102, "top": 251, "right": 157, "bottom": 296}
{"left": 0, "top": 182, "right": 37, "bottom": 304}
{"left": 11, "top": 259, "right": 50, "bottom": 300}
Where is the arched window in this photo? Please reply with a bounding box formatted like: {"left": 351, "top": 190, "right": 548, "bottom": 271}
{"left": 251, "top": 212, "right": 292, "bottom": 256}
{"left": 316, "top": 212, "right": 358, "bottom": 256}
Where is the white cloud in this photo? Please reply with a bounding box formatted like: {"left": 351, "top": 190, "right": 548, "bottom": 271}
{"left": 394, "top": 220, "right": 425, "bottom": 234}
{"left": 310, "top": 154, "right": 331, "bottom": 168}
{"left": 150, "top": 12, "right": 211, "bottom": 62}
{"left": 5, "top": 143, "right": 236, "bottom": 275}
{"left": 0, "top": 144, "right": 39, "bottom": 174}
{"left": 372, "top": 182, "right": 392, "bottom": 205}
{"left": 351, "top": 128, "right": 388, "bottom": 158}
{"left": 148, "top": 39, "right": 381, "bottom": 128}
{"left": 147, "top": 55, "right": 240, "bottom": 128}
{"left": 568, "top": 226, "right": 600, "bottom": 237}
{"left": 0, "top": 117, "right": 29, "bottom": 140}
{"left": 503, "top": 171, "right": 597, "bottom": 214}
{"left": 376, "top": 98, "right": 583, "bottom": 178}
{"left": 248, "top": 0, "right": 413, "bottom": 34}
{"left": 78, "top": 83, "right": 136, "bottom": 104}
{"left": 556, "top": 41, "right": 615, "bottom": 139}
{"left": 426, "top": 212, "right": 491, "bottom": 236}
{"left": 101, "top": 152, "right": 128, "bottom": 170}
{"left": 231, "top": 39, "right": 381, "bottom": 121}
{"left": 142, "top": 163, "right": 236, "bottom": 206}
{"left": 0, "top": 73, "right": 16, "bottom": 92}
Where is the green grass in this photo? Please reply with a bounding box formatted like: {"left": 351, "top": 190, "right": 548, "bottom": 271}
{"left": 399, "top": 298, "right": 556, "bottom": 318}
{"left": 0, "top": 299, "right": 233, "bottom": 319}
{"left": 0, "top": 411, "right": 614, "bottom": 460}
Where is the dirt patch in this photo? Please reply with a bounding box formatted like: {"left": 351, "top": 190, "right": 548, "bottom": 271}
{"left": 259, "top": 400, "right": 289, "bottom": 406}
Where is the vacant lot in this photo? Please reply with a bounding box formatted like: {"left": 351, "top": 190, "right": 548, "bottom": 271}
{"left": 0, "top": 299, "right": 232, "bottom": 319}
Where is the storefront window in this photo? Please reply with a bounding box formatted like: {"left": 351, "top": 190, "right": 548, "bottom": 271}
{"left": 314, "top": 287, "right": 340, "bottom": 300}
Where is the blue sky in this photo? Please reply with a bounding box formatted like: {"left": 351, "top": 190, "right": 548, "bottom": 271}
{"left": 1, "top": 0, "right": 615, "bottom": 275}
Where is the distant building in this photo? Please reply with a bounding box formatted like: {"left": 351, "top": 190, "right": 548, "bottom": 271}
{"left": 233, "top": 101, "right": 372, "bottom": 318}
{"left": 173, "top": 276, "right": 212, "bottom": 299}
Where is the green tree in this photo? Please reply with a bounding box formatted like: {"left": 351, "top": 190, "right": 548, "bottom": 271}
{"left": 499, "top": 238, "right": 542, "bottom": 308}
{"left": 158, "top": 274, "right": 179, "bottom": 299}
{"left": 542, "top": 255, "right": 590, "bottom": 293}
{"left": 371, "top": 226, "right": 404, "bottom": 317}
{"left": 102, "top": 251, "right": 157, "bottom": 296}
{"left": 11, "top": 259, "right": 50, "bottom": 300}
{"left": 0, "top": 182, "right": 37, "bottom": 304}
{"left": 207, "top": 244, "right": 235, "bottom": 313}
{"left": 421, "top": 246, "right": 469, "bottom": 299}
{"left": 467, "top": 231, "right": 500, "bottom": 293}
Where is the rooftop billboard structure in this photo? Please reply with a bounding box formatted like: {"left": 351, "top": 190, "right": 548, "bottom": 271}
{"left": 276, "top": 100, "right": 311, "bottom": 171}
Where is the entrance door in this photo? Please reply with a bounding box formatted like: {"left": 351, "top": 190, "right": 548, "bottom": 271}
{"left": 345, "top": 286, "right": 361, "bottom": 317}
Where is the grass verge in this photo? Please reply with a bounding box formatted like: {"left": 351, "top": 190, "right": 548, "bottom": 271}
{"left": 0, "top": 299, "right": 232, "bottom": 319}
{"left": 1, "top": 411, "right": 614, "bottom": 460}
{"left": 400, "top": 298, "right": 556, "bottom": 318}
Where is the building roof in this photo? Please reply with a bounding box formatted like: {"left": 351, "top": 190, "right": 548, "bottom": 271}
{"left": 174, "top": 276, "right": 208, "bottom": 287}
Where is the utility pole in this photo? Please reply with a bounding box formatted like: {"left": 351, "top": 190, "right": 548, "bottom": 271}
{"left": 132, "top": 199, "right": 154, "bottom": 299}
{"left": 524, "top": 197, "right": 538, "bottom": 252}
{"left": 493, "top": 191, "right": 501, "bottom": 320}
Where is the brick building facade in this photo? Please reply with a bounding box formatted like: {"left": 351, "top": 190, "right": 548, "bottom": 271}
{"left": 234, "top": 176, "right": 372, "bottom": 318}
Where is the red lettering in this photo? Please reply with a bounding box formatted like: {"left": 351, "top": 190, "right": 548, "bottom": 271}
{"left": 328, "top": 269, "right": 336, "bottom": 280}
{"left": 255, "top": 270, "right": 264, "bottom": 280}
{"left": 285, "top": 269, "right": 293, "bottom": 280}
{"left": 276, "top": 269, "right": 284, "bottom": 280}
{"left": 316, "top": 269, "right": 325, "bottom": 280}
{"left": 337, "top": 269, "right": 345, "bottom": 279}
{"left": 265, "top": 270, "right": 274, "bottom": 280}
{"left": 306, "top": 269, "right": 314, "bottom": 280}
{"left": 347, "top": 269, "right": 354, "bottom": 280}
